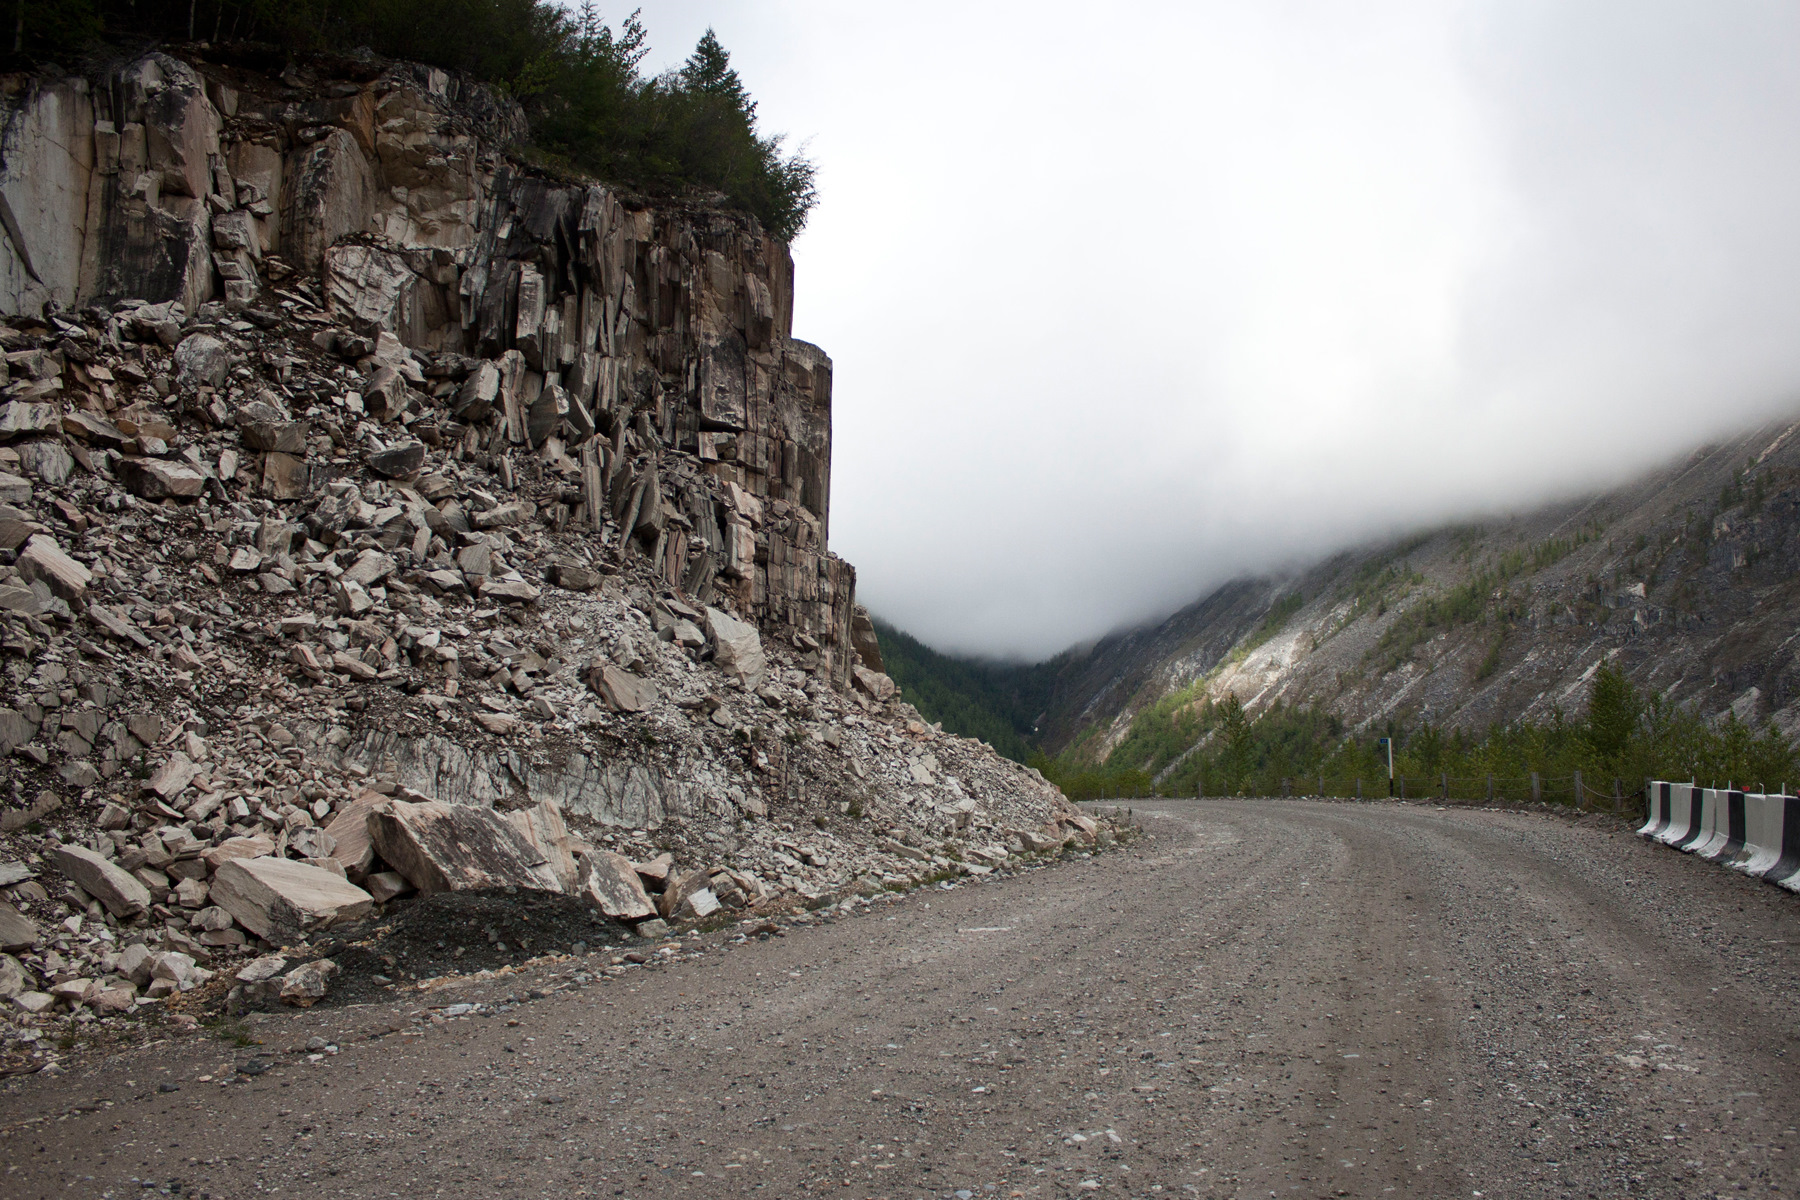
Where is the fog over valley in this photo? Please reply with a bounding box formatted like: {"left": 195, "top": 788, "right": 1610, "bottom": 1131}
{"left": 622, "top": 3, "right": 1800, "bottom": 658}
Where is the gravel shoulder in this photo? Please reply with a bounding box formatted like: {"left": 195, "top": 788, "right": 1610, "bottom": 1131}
{"left": 2, "top": 799, "right": 1796, "bottom": 1199}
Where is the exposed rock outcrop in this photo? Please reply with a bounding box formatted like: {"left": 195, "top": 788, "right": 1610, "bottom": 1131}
{"left": 0, "top": 49, "right": 849, "bottom": 671}
{"left": 0, "top": 47, "right": 1110, "bottom": 1045}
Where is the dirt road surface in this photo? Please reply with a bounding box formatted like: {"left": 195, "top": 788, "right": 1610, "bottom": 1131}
{"left": 4, "top": 799, "right": 1798, "bottom": 1199}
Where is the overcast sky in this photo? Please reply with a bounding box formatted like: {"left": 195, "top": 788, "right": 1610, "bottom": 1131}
{"left": 622, "top": 1, "right": 1800, "bottom": 659}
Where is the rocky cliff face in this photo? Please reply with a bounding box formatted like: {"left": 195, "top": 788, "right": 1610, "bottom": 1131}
{"left": 1038, "top": 412, "right": 1800, "bottom": 765}
{"left": 0, "top": 49, "right": 1098, "bottom": 1029}
{"left": 0, "top": 50, "right": 847, "bottom": 671}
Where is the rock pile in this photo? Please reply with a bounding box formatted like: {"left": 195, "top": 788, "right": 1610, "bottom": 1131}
{"left": 0, "top": 46, "right": 1114, "bottom": 1068}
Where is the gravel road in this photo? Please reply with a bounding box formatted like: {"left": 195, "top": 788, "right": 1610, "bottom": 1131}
{"left": 4, "top": 799, "right": 1798, "bottom": 1199}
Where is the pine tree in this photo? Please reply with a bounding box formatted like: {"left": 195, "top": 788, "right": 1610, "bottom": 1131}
{"left": 681, "top": 28, "right": 753, "bottom": 115}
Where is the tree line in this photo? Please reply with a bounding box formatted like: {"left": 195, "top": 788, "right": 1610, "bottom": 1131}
{"left": 1036, "top": 665, "right": 1799, "bottom": 804}
{"left": 8, "top": 1, "right": 817, "bottom": 240}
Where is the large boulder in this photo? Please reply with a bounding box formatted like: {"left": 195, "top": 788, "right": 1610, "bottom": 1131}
{"left": 505, "top": 799, "right": 579, "bottom": 892}
{"left": 575, "top": 850, "right": 656, "bottom": 922}
{"left": 116, "top": 457, "right": 206, "bottom": 500}
{"left": 592, "top": 663, "right": 657, "bottom": 713}
{"left": 173, "top": 332, "right": 230, "bottom": 390}
{"left": 321, "top": 792, "right": 386, "bottom": 878}
{"left": 849, "top": 605, "right": 884, "bottom": 673}
{"left": 852, "top": 665, "right": 897, "bottom": 703}
{"left": 365, "top": 800, "right": 562, "bottom": 895}
{"left": 704, "top": 607, "right": 766, "bottom": 688}
{"left": 209, "top": 857, "right": 373, "bottom": 941}
{"left": 16, "top": 534, "right": 90, "bottom": 601}
{"left": 45, "top": 844, "right": 151, "bottom": 917}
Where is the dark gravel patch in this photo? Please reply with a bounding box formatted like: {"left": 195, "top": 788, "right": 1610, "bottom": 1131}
{"left": 265, "top": 889, "right": 639, "bottom": 1008}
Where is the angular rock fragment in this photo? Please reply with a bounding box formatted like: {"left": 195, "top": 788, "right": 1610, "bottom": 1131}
{"left": 368, "top": 441, "right": 425, "bottom": 478}
{"left": 62, "top": 410, "right": 129, "bottom": 447}
{"left": 45, "top": 844, "right": 151, "bottom": 917}
{"left": 366, "top": 800, "right": 562, "bottom": 895}
{"left": 150, "top": 950, "right": 211, "bottom": 992}
{"left": 18, "top": 442, "right": 72, "bottom": 485}
{"left": 147, "top": 751, "right": 201, "bottom": 798}
{"left": 16, "top": 534, "right": 90, "bottom": 601}
{"left": 576, "top": 851, "right": 657, "bottom": 921}
{"left": 482, "top": 578, "right": 540, "bottom": 603}
{"left": 849, "top": 605, "right": 885, "bottom": 672}
{"left": 322, "top": 793, "right": 386, "bottom": 877}
{"left": 0, "top": 953, "right": 28, "bottom": 998}
{"left": 117, "top": 457, "right": 206, "bottom": 500}
{"left": 364, "top": 871, "right": 411, "bottom": 902}
{"left": 342, "top": 550, "right": 395, "bottom": 587}
{"left": 280, "top": 959, "right": 338, "bottom": 1007}
{"left": 705, "top": 607, "right": 766, "bottom": 688}
{"left": 548, "top": 563, "right": 599, "bottom": 591}
{"left": 0, "top": 401, "right": 58, "bottom": 439}
{"left": 261, "top": 451, "right": 312, "bottom": 499}
{"left": 505, "top": 799, "right": 579, "bottom": 891}
{"left": 202, "top": 835, "right": 274, "bottom": 870}
{"left": 852, "top": 665, "right": 897, "bottom": 702}
{"left": 658, "top": 868, "right": 714, "bottom": 920}
{"left": 239, "top": 420, "right": 307, "bottom": 453}
{"left": 289, "top": 826, "right": 337, "bottom": 860}
{"left": 673, "top": 887, "right": 720, "bottom": 921}
{"left": 87, "top": 602, "right": 152, "bottom": 648}
{"left": 235, "top": 954, "right": 289, "bottom": 985}
{"left": 593, "top": 664, "right": 657, "bottom": 713}
{"left": 173, "top": 333, "right": 230, "bottom": 390}
{"left": 1015, "top": 828, "right": 1064, "bottom": 854}
{"left": 0, "top": 901, "right": 38, "bottom": 951}
{"left": 632, "top": 852, "right": 673, "bottom": 889}
{"left": 210, "top": 857, "right": 374, "bottom": 941}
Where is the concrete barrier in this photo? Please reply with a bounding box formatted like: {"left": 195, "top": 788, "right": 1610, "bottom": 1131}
{"left": 1651, "top": 784, "right": 1702, "bottom": 848}
{"left": 1637, "top": 782, "right": 1673, "bottom": 839}
{"left": 1694, "top": 789, "right": 1747, "bottom": 862}
{"left": 1644, "top": 781, "right": 1800, "bottom": 892}
{"left": 1732, "top": 793, "right": 1788, "bottom": 879}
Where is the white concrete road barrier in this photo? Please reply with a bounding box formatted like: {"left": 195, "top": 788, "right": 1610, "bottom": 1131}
{"left": 1641, "top": 781, "right": 1800, "bottom": 892}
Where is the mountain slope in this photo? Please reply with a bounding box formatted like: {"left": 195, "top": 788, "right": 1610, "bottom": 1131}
{"left": 872, "top": 619, "right": 1055, "bottom": 762}
{"left": 1032, "top": 410, "right": 1800, "bottom": 766}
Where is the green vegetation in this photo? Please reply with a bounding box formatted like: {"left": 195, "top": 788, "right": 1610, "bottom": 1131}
{"left": 872, "top": 618, "right": 1057, "bottom": 764}
{"left": 1369, "top": 522, "right": 1604, "bottom": 672}
{"left": 1038, "top": 665, "right": 1799, "bottom": 804}
{"left": 11, "top": 1, "right": 816, "bottom": 240}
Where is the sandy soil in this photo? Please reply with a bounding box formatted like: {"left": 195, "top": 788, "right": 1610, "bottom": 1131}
{"left": 3, "top": 799, "right": 1796, "bottom": 1199}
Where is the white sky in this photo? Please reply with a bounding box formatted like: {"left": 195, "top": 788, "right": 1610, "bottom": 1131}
{"left": 619, "top": 1, "right": 1800, "bottom": 658}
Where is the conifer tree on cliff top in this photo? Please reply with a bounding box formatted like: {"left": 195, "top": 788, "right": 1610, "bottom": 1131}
{"left": 3, "top": 2, "right": 817, "bottom": 241}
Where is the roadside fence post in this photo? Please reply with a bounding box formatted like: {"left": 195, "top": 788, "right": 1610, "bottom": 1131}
{"left": 1486, "top": 774, "right": 1495, "bottom": 803}
{"left": 1612, "top": 778, "right": 1621, "bottom": 815}
{"left": 1355, "top": 777, "right": 1362, "bottom": 800}
{"left": 1573, "top": 769, "right": 1583, "bottom": 810}
{"left": 1399, "top": 776, "right": 1407, "bottom": 800}
{"left": 1441, "top": 772, "right": 1449, "bottom": 801}
{"left": 1530, "top": 772, "right": 1541, "bottom": 803}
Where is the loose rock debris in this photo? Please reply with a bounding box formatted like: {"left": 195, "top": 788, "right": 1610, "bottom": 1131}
{"left": 0, "top": 46, "right": 1130, "bottom": 1075}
